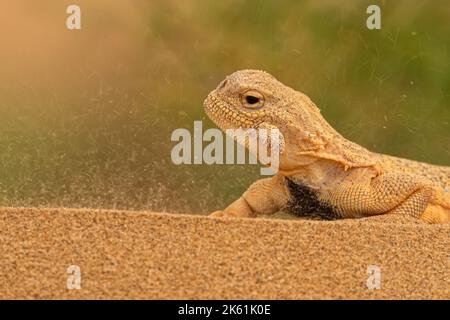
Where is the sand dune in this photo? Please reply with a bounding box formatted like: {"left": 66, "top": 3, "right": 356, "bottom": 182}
{"left": 0, "top": 207, "right": 448, "bottom": 299}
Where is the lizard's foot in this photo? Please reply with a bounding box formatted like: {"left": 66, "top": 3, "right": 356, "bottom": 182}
{"left": 420, "top": 204, "right": 450, "bottom": 224}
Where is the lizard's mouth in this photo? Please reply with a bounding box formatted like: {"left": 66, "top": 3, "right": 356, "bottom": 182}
{"left": 203, "top": 91, "right": 263, "bottom": 131}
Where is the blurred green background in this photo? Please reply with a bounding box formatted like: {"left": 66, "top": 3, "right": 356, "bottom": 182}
{"left": 0, "top": 0, "right": 448, "bottom": 213}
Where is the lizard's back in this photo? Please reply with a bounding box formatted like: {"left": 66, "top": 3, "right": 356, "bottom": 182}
{"left": 379, "top": 154, "right": 449, "bottom": 190}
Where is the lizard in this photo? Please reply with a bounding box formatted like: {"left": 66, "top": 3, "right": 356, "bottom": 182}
{"left": 203, "top": 69, "right": 450, "bottom": 224}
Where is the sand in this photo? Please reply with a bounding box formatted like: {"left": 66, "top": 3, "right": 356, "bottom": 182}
{"left": 0, "top": 207, "right": 448, "bottom": 299}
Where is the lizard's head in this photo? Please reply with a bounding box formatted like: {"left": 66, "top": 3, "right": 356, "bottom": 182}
{"left": 204, "top": 70, "right": 334, "bottom": 162}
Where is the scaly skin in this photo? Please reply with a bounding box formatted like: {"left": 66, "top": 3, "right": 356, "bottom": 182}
{"left": 204, "top": 70, "right": 450, "bottom": 224}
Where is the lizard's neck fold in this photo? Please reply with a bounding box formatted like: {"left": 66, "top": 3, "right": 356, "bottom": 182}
{"left": 282, "top": 125, "right": 379, "bottom": 173}
{"left": 285, "top": 92, "right": 378, "bottom": 171}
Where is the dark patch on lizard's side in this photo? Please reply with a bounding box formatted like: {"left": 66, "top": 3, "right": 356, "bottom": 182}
{"left": 284, "top": 178, "right": 340, "bottom": 221}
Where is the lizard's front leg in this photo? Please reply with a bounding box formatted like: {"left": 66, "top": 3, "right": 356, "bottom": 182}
{"left": 210, "top": 175, "right": 289, "bottom": 218}
{"left": 328, "top": 172, "right": 449, "bottom": 223}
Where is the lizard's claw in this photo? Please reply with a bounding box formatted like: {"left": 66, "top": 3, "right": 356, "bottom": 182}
{"left": 209, "top": 210, "right": 225, "bottom": 217}
{"left": 209, "top": 210, "right": 240, "bottom": 218}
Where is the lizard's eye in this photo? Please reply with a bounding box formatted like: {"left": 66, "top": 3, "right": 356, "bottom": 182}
{"left": 241, "top": 90, "right": 265, "bottom": 109}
